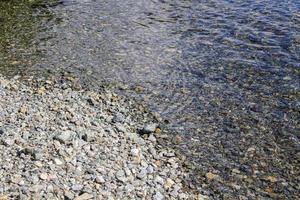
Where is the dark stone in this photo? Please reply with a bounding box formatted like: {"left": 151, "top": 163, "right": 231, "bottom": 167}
{"left": 239, "top": 165, "right": 252, "bottom": 174}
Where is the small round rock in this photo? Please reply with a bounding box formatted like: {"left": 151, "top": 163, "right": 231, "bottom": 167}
{"left": 130, "top": 148, "right": 139, "bottom": 156}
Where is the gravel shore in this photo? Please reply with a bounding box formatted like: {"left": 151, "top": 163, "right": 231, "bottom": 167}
{"left": 0, "top": 76, "right": 205, "bottom": 200}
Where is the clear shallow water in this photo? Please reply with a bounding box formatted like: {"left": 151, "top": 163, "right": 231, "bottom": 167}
{"left": 1, "top": 0, "right": 300, "bottom": 198}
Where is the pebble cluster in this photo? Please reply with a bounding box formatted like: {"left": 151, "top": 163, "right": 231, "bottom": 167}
{"left": 0, "top": 76, "right": 206, "bottom": 199}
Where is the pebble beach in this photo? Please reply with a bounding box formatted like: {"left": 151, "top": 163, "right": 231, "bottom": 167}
{"left": 1, "top": 0, "right": 299, "bottom": 199}
{"left": 0, "top": 75, "right": 205, "bottom": 199}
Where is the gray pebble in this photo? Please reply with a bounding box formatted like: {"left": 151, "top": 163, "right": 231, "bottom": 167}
{"left": 148, "top": 134, "right": 156, "bottom": 142}
{"left": 141, "top": 123, "right": 158, "bottom": 134}
{"left": 116, "top": 123, "right": 126, "bottom": 133}
{"left": 130, "top": 148, "right": 139, "bottom": 156}
{"left": 137, "top": 169, "right": 147, "bottom": 179}
{"left": 64, "top": 190, "right": 75, "bottom": 200}
{"left": 153, "top": 191, "right": 165, "bottom": 200}
{"left": 74, "top": 193, "right": 94, "bottom": 200}
{"left": 82, "top": 132, "right": 95, "bottom": 142}
{"left": 154, "top": 176, "right": 164, "bottom": 185}
{"left": 112, "top": 113, "right": 125, "bottom": 123}
{"left": 125, "top": 184, "right": 135, "bottom": 192}
{"left": 54, "top": 130, "right": 75, "bottom": 144}
{"left": 2, "top": 139, "right": 14, "bottom": 146}
{"left": 116, "top": 170, "right": 126, "bottom": 182}
{"left": 0, "top": 76, "right": 195, "bottom": 199}
{"left": 147, "top": 165, "right": 154, "bottom": 174}
{"left": 72, "top": 184, "right": 83, "bottom": 191}
{"left": 33, "top": 152, "right": 44, "bottom": 161}
{"left": 95, "top": 175, "right": 105, "bottom": 183}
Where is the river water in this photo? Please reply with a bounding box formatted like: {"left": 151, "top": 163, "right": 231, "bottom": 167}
{"left": 1, "top": 0, "right": 299, "bottom": 198}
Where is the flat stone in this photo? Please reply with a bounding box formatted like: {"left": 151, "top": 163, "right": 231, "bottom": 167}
{"left": 31, "top": 175, "right": 39, "bottom": 184}
{"left": 164, "top": 152, "right": 175, "bottom": 157}
{"left": 116, "top": 123, "right": 126, "bottom": 133}
{"left": 116, "top": 170, "right": 126, "bottom": 182}
{"left": 54, "top": 158, "right": 63, "bottom": 165}
{"left": 178, "top": 193, "right": 188, "bottom": 199}
{"left": 95, "top": 175, "right": 105, "bottom": 183}
{"left": 154, "top": 176, "right": 164, "bottom": 185}
{"left": 125, "top": 184, "right": 135, "bottom": 192}
{"left": 11, "top": 175, "right": 23, "bottom": 185}
{"left": 141, "top": 123, "right": 158, "bottom": 134}
{"left": 197, "top": 194, "right": 210, "bottom": 200}
{"left": 34, "top": 161, "right": 43, "bottom": 167}
{"left": 126, "top": 132, "right": 139, "bottom": 142}
{"left": 206, "top": 172, "right": 219, "bottom": 180}
{"left": 72, "top": 184, "right": 83, "bottom": 191}
{"left": 40, "top": 173, "right": 48, "bottom": 180}
{"left": 148, "top": 134, "right": 156, "bottom": 142}
{"left": 54, "top": 130, "right": 75, "bottom": 144}
{"left": 33, "top": 152, "right": 43, "bottom": 160}
{"left": 116, "top": 170, "right": 125, "bottom": 177}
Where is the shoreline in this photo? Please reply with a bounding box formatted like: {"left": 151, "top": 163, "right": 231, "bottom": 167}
{"left": 0, "top": 75, "right": 205, "bottom": 199}
{"left": 1, "top": 0, "right": 299, "bottom": 198}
